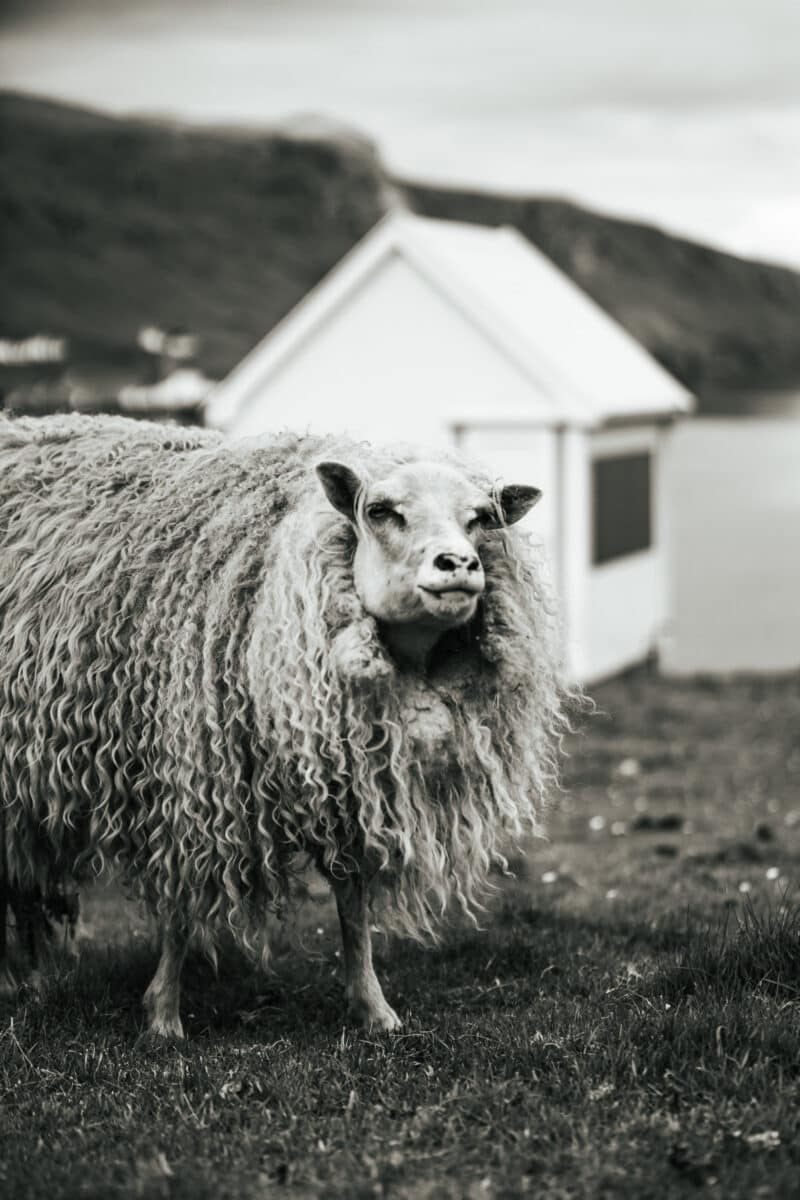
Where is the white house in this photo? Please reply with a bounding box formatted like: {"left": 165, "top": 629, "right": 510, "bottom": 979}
{"left": 206, "top": 212, "right": 693, "bottom": 682}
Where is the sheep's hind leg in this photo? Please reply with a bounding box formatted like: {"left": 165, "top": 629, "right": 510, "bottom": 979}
{"left": 16, "top": 891, "right": 48, "bottom": 992}
{"left": 1, "top": 889, "right": 52, "bottom": 994}
{"left": 143, "top": 922, "right": 188, "bottom": 1038}
{"left": 0, "top": 885, "right": 14, "bottom": 996}
{"left": 332, "top": 875, "right": 401, "bottom": 1033}
{"left": 0, "top": 812, "right": 16, "bottom": 996}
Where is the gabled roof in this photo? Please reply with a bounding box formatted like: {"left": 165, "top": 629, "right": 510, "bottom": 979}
{"left": 206, "top": 211, "right": 693, "bottom": 431}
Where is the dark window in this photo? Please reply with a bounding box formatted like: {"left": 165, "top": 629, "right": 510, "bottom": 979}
{"left": 592, "top": 452, "right": 651, "bottom": 565}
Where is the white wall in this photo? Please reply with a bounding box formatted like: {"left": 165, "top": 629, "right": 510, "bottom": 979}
{"left": 459, "top": 424, "right": 670, "bottom": 685}
{"left": 662, "top": 418, "right": 800, "bottom": 675}
{"left": 580, "top": 424, "right": 667, "bottom": 683}
{"left": 556, "top": 429, "right": 588, "bottom": 680}
{"left": 457, "top": 426, "right": 558, "bottom": 575}
{"left": 231, "top": 254, "right": 559, "bottom": 446}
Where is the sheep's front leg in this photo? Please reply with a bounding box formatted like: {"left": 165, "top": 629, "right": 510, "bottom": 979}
{"left": 143, "top": 922, "right": 188, "bottom": 1039}
{"left": 332, "top": 875, "right": 401, "bottom": 1033}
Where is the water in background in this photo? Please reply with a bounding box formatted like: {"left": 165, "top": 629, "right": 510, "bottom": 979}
{"left": 663, "top": 418, "right": 800, "bottom": 674}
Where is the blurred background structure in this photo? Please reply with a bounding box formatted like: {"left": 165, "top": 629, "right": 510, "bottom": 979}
{"left": 206, "top": 211, "right": 692, "bottom": 682}
{"left": 1, "top": 0, "right": 798, "bottom": 680}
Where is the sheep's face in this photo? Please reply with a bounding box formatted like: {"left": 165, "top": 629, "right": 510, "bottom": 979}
{"left": 317, "top": 459, "right": 541, "bottom": 666}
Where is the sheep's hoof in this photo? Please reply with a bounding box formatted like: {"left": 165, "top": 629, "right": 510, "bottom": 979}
{"left": 0, "top": 965, "right": 20, "bottom": 997}
{"left": 369, "top": 1004, "right": 402, "bottom": 1034}
{"left": 143, "top": 990, "right": 185, "bottom": 1040}
{"left": 21, "top": 968, "right": 45, "bottom": 995}
{"left": 144, "top": 1013, "right": 186, "bottom": 1041}
{"left": 349, "top": 998, "right": 402, "bottom": 1033}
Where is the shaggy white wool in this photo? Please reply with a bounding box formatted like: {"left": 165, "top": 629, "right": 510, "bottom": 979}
{"left": 0, "top": 414, "right": 570, "bottom": 958}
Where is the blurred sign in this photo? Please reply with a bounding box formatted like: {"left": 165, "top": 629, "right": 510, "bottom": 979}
{"left": 119, "top": 367, "right": 215, "bottom": 413}
{"left": 0, "top": 336, "right": 67, "bottom": 364}
{"left": 137, "top": 326, "right": 199, "bottom": 360}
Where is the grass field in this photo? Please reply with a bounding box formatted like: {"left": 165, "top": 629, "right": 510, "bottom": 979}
{"left": 2, "top": 671, "right": 799, "bottom": 1199}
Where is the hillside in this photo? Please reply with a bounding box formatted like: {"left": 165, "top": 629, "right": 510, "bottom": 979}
{"left": 0, "top": 93, "right": 386, "bottom": 383}
{"left": 3, "top": 91, "right": 800, "bottom": 405}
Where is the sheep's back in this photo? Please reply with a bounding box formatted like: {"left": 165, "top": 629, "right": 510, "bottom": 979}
{"left": 0, "top": 415, "right": 320, "bottom": 890}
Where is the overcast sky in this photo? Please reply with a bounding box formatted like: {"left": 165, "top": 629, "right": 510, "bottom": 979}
{"left": 2, "top": 0, "right": 799, "bottom": 267}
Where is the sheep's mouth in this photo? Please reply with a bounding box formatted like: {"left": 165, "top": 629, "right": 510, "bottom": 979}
{"left": 419, "top": 584, "right": 483, "bottom": 598}
{"left": 418, "top": 585, "right": 482, "bottom": 623}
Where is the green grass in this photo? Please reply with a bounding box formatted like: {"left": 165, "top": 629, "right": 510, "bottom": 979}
{"left": 2, "top": 671, "right": 800, "bottom": 1199}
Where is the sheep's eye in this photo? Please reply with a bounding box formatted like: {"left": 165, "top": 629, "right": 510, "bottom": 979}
{"left": 468, "top": 510, "right": 496, "bottom": 533}
{"left": 367, "top": 503, "right": 405, "bottom": 527}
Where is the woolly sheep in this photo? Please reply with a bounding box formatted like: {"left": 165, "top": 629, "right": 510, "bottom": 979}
{"left": 0, "top": 413, "right": 568, "bottom": 1036}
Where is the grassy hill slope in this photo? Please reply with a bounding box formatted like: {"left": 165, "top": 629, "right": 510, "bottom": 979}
{"left": 0, "top": 93, "right": 386, "bottom": 380}
{"left": 3, "top": 91, "right": 800, "bottom": 401}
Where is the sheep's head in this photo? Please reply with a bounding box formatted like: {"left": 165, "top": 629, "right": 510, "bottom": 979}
{"left": 316, "top": 459, "right": 541, "bottom": 670}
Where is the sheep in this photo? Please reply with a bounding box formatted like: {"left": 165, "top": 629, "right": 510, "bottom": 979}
{"left": 0, "top": 412, "right": 568, "bottom": 1036}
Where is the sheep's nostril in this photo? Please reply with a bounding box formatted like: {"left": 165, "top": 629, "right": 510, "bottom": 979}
{"left": 432, "top": 552, "right": 482, "bottom": 574}
{"left": 433, "top": 552, "right": 459, "bottom": 573}
{"left": 432, "top": 551, "right": 483, "bottom": 576}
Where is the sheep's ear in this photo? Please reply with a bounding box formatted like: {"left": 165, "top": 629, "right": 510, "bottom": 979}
{"left": 316, "top": 461, "right": 362, "bottom": 521}
{"left": 497, "top": 483, "right": 542, "bottom": 526}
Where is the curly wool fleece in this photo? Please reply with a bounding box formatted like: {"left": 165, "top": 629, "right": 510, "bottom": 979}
{"left": 0, "top": 414, "right": 569, "bottom": 956}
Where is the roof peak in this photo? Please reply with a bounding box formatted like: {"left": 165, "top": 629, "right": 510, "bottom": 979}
{"left": 207, "top": 209, "right": 692, "bottom": 432}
